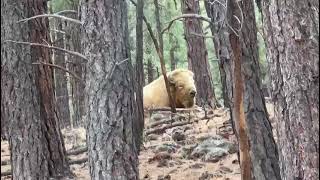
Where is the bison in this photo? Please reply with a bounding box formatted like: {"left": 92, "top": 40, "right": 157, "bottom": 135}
{"left": 143, "top": 69, "right": 197, "bottom": 109}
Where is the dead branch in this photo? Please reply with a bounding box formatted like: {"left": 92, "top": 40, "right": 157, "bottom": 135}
{"left": 161, "top": 14, "right": 212, "bottom": 34}
{"left": 32, "top": 62, "right": 85, "bottom": 84}
{"left": 190, "top": 32, "right": 215, "bottom": 39}
{"left": 146, "top": 107, "right": 197, "bottom": 112}
{"left": 69, "top": 157, "right": 88, "bottom": 165}
{"left": 147, "top": 118, "right": 175, "bottom": 128}
{"left": 145, "top": 121, "right": 191, "bottom": 135}
{"left": 153, "top": 0, "right": 176, "bottom": 113}
{"left": 67, "top": 146, "right": 88, "bottom": 156}
{"left": 4, "top": 40, "right": 88, "bottom": 61}
{"left": 1, "top": 160, "right": 9, "bottom": 166}
{"left": 107, "top": 58, "right": 129, "bottom": 80}
{"left": 50, "top": 29, "right": 65, "bottom": 34}
{"left": 1, "top": 171, "right": 11, "bottom": 177}
{"left": 17, "top": 14, "right": 83, "bottom": 25}
{"left": 54, "top": 10, "right": 78, "bottom": 15}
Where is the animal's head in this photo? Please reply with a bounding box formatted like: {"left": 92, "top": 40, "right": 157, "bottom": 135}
{"left": 168, "top": 69, "right": 197, "bottom": 108}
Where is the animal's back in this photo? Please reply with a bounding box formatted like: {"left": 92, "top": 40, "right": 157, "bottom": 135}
{"left": 143, "top": 76, "right": 169, "bottom": 108}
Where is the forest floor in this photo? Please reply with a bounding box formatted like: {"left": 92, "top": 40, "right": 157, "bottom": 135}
{"left": 1, "top": 102, "right": 275, "bottom": 180}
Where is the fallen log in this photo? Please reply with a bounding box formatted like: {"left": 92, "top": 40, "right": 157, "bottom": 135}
{"left": 69, "top": 157, "right": 88, "bottom": 165}
{"left": 1, "top": 170, "right": 11, "bottom": 177}
{"left": 147, "top": 115, "right": 189, "bottom": 128}
{"left": 145, "top": 121, "right": 191, "bottom": 135}
{"left": 66, "top": 146, "right": 88, "bottom": 156}
{"left": 146, "top": 107, "right": 199, "bottom": 113}
{"left": 145, "top": 113, "right": 224, "bottom": 135}
{"left": 1, "top": 160, "right": 10, "bottom": 166}
{"left": 1, "top": 147, "right": 88, "bottom": 167}
{"left": 147, "top": 118, "right": 174, "bottom": 128}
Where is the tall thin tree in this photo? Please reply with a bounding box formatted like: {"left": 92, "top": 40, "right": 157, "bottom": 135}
{"left": 81, "top": 0, "right": 139, "bottom": 179}
{"left": 181, "top": 0, "right": 218, "bottom": 108}
{"left": 260, "top": 0, "right": 319, "bottom": 179}
{"left": 1, "top": 0, "right": 71, "bottom": 179}
{"left": 134, "top": 0, "right": 145, "bottom": 152}
{"left": 53, "top": 19, "right": 71, "bottom": 128}
{"left": 64, "top": 0, "right": 86, "bottom": 128}
{"left": 206, "top": 0, "right": 281, "bottom": 179}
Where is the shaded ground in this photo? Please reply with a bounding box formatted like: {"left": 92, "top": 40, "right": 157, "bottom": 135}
{"left": 2, "top": 103, "right": 275, "bottom": 180}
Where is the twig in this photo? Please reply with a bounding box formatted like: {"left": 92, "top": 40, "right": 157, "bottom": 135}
{"left": 32, "top": 62, "right": 85, "bottom": 84}
{"left": 54, "top": 10, "right": 78, "bottom": 15}
{"left": 161, "top": 14, "right": 212, "bottom": 34}
{"left": 50, "top": 29, "right": 65, "bottom": 34}
{"left": 4, "top": 40, "right": 88, "bottom": 61}
{"left": 189, "top": 32, "right": 215, "bottom": 39}
{"left": 17, "top": 14, "right": 83, "bottom": 25}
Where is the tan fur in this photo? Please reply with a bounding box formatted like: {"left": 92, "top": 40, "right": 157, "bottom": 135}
{"left": 143, "top": 69, "right": 197, "bottom": 109}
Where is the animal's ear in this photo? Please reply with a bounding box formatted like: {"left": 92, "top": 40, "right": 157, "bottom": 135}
{"left": 189, "top": 71, "right": 194, "bottom": 78}
{"left": 167, "top": 71, "right": 176, "bottom": 85}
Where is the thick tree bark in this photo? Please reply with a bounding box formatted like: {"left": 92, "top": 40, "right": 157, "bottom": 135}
{"left": 261, "top": 0, "right": 319, "bottom": 179}
{"left": 229, "top": 0, "right": 281, "bottom": 179}
{"left": 1, "top": 0, "right": 71, "bottom": 179}
{"left": 206, "top": 0, "right": 281, "bottom": 179}
{"left": 134, "top": 0, "right": 145, "bottom": 152}
{"left": 81, "top": 0, "right": 139, "bottom": 179}
{"left": 181, "top": 0, "right": 218, "bottom": 109}
{"left": 53, "top": 20, "right": 71, "bottom": 128}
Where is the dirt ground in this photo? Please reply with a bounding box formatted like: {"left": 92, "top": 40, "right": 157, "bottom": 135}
{"left": 1, "top": 103, "right": 275, "bottom": 180}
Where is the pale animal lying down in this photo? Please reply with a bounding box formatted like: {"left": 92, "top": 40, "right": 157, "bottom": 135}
{"left": 143, "top": 69, "right": 197, "bottom": 109}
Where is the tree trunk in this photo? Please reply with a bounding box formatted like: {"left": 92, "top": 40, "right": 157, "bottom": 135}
{"left": 1, "top": 0, "right": 71, "bottom": 179}
{"left": 206, "top": 0, "right": 281, "bottom": 179}
{"left": 147, "top": 59, "right": 155, "bottom": 84}
{"left": 134, "top": 0, "right": 145, "bottom": 152}
{"left": 81, "top": 0, "right": 139, "bottom": 179}
{"left": 229, "top": 0, "right": 281, "bottom": 179}
{"left": 145, "top": 34, "right": 155, "bottom": 84}
{"left": 154, "top": 0, "right": 163, "bottom": 54}
{"left": 0, "top": 0, "right": 8, "bottom": 142}
{"left": 169, "top": 34, "right": 178, "bottom": 71}
{"left": 204, "top": 0, "right": 234, "bottom": 109}
{"left": 153, "top": 0, "right": 177, "bottom": 113}
{"left": 261, "top": 0, "right": 319, "bottom": 179}
{"left": 65, "top": 2, "right": 85, "bottom": 128}
{"left": 181, "top": 0, "right": 218, "bottom": 109}
{"left": 53, "top": 19, "right": 71, "bottom": 128}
